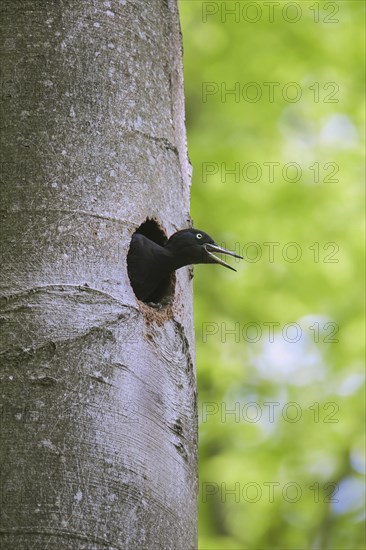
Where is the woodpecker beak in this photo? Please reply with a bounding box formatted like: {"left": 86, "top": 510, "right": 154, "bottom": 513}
{"left": 204, "top": 243, "right": 243, "bottom": 271}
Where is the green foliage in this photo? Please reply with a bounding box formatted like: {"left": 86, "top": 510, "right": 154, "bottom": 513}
{"left": 179, "top": 1, "right": 365, "bottom": 548}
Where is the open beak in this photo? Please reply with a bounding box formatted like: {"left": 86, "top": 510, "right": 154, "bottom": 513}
{"left": 204, "top": 243, "right": 243, "bottom": 271}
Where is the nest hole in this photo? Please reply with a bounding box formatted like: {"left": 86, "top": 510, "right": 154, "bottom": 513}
{"left": 127, "top": 219, "right": 175, "bottom": 306}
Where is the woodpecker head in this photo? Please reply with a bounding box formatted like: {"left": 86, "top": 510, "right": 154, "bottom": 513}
{"left": 165, "top": 228, "right": 243, "bottom": 271}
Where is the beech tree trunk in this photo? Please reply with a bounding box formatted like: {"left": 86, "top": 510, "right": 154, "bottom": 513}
{"left": 0, "top": 1, "right": 197, "bottom": 549}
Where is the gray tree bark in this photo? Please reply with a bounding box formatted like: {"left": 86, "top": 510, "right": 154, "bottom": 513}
{"left": 0, "top": 1, "right": 197, "bottom": 549}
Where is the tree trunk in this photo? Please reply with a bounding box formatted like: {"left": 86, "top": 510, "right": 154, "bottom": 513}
{"left": 0, "top": 1, "right": 197, "bottom": 548}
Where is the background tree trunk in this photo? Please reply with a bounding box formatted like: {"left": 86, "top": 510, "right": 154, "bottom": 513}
{"left": 0, "top": 1, "right": 197, "bottom": 548}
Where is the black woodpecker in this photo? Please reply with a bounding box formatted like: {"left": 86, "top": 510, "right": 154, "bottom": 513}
{"left": 127, "top": 228, "right": 243, "bottom": 303}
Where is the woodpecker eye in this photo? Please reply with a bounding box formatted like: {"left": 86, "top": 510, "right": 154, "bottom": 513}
{"left": 196, "top": 233, "right": 203, "bottom": 240}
